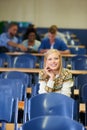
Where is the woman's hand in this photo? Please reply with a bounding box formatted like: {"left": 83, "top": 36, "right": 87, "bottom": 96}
{"left": 44, "top": 66, "right": 55, "bottom": 80}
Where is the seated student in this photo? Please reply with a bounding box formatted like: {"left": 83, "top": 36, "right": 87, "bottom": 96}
{"left": 22, "top": 28, "right": 41, "bottom": 52}
{"left": 23, "top": 24, "right": 41, "bottom": 41}
{"left": 38, "top": 27, "right": 70, "bottom": 54}
{"left": 38, "top": 49, "right": 73, "bottom": 97}
{"left": 0, "top": 23, "right": 27, "bottom": 52}
{"left": 45, "top": 25, "right": 67, "bottom": 44}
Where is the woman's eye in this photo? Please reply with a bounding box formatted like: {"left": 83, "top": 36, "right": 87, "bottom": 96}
{"left": 54, "top": 57, "right": 59, "bottom": 60}
{"left": 48, "top": 58, "right": 52, "bottom": 61}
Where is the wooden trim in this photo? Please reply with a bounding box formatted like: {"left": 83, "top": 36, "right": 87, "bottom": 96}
{"left": 6, "top": 52, "right": 86, "bottom": 57}
{"left": 79, "top": 103, "right": 86, "bottom": 112}
{"left": 74, "top": 89, "right": 79, "bottom": 95}
{"left": 0, "top": 68, "right": 87, "bottom": 74}
{"left": 0, "top": 123, "right": 22, "bottom": 130}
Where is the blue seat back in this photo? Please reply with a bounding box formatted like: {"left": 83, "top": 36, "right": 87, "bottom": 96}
{"left": 0, "top": 95, "right": 14, "bottom": 122}
{"left": 71, "top": 55, "right": 87, "bottom": 70}
{"left": 31, "top": 83, "right": 40, "bottom": 96}
{"left": 0, "top": 79, "right": 24, "bottom": 100}
{"left": 0, "top": 53, "right": 12, "bottom": 67}
{"left": 12, "top": 54, "right": 36, "bottom": 68}
{"left": 0, "top": 71, "right": 31, "bottom": 98}
{"left": 0, "top": 71, "right": 30, "bottom": 88}
{"left": 0, "top": 58, "right": 3, "bottom": 67}
{"left": 70, "top": 47, "right": 86, "bottom": 54}
{"left": 81, "top": 83, "right": 87, "bottom": 102}
{"left": 39, "top": 56, "right": 44, "bottom": 69}
{"left": 28, "top": 93, "right": 78, "bottom": 120}
{"left": 21, "top": 116, "right": 85, "bottom": 130}
{"left": 0, "top": 93, "right": 18, "bottom": 130}
{"left": 75, "top": 74, "right": 87, "bottom": 89}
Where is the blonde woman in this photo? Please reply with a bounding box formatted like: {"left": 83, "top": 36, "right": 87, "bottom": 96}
{"left": 38, "top": 49, "right": 73, "bottom": 97}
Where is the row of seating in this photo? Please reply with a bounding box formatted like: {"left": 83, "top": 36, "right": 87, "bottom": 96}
{"left": 1, "top": 53, "right": 87, "bottom": 71}
{"left": 20, "top": 92, "right": 86, "bottom": 130}
{"left": 0, "top": 52, "right": 87, "bottom": 129}
{"left": 0, "top": 70, "right": 87, "bottom": 101}
{"left": 20, "top": 115, "right": 85, "bottom": 130}
{"left": 0, "top": 53, "right": 36, "bottom": 68}
{"left": 0, "top": 82, "right": 85, "bottom": 130}
{"left": 20, "top": 93, "right": 85, "bottom": 130}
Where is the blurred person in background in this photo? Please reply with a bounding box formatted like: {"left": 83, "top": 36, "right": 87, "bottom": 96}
{"left": 23, "top": 24, "right": 41, "bottom": 41}
{"left": 0, "top": 23, "right": 27, "bottom": 52}
{"left": 22, "top": 28, "right": 41, "bottom": 52}
{"left": 45, "top": 25, "right": 67, "bottom": 44}
{"left": 38, "top": 26, "right": 70, "bottom": 54}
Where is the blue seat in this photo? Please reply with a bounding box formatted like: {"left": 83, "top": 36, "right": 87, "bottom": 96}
{"left": 0, "top": 78, "right": 26, "bottom": 127}
{"left": 71, "top": 55, "right": 87, "bottom": 70}
{"left": 0, "top": 53, "right": 12, "bottom": 67}
{"left": 81, "top": 83, "right": 87, "bottom": 103}
{"left": 0, "top": 94, "right": 18, "bottom": 130}
{"left": 11, "top": 54, "right": 37, "bottom": 85}
{"left": 80, "top": 83, "right": 87, "bottom": 125}
{"left": 39, "top": 56, "right": 44, "bottom": 69}
{"left": 28, "top": 93, "right": 78, "bottom": 121}
{"left": 69, "top": 47, "right": 86, "bottom": 54}
{"left": 0, "top": 79, "right": 24, "bottom": 101}
{"left": 12, "top": 54, "right": 36, "bottom": 68}
{"left": 31, "top": 83, "right": 40, "bottom": 96}
{"left": 75, "top": 74, "right": 87, "bottom": 89}
{"left": 0, "top": 95, "right": 14, "bottom": 122}
{"left": 21, "top": 116, "right": 85, "bottom": 130}
{"left": 0, "top": 71, "right": 32, "bottom": 98}
{"left": 0, "top": 58, "right": 3, "bottom": 67}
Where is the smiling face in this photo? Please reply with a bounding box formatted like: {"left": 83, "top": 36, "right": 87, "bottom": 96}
{"left": 28, "top": 32, "right": 36, "bottom": 42}
{"left": 46, "top": 52, "right": 61, "bottom": 71}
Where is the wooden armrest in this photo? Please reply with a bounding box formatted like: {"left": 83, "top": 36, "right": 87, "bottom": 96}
{"left": 26, "top": 88, "right": 32, "bottom": 94}
{"left": 74, "top": 89, "right": 79, "bottom": 95}
{"left": 0, "top": 123, "right": 22, "bottom": 130}
{"left": 79, "top": 103, "right": 86, "bottom": 113}
{"left": 18, "top": 101, "right": 24, "bottom": 110}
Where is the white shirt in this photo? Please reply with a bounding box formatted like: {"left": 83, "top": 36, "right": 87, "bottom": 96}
{"left": 38, "top": 74, "right": 73, "bottom": 97}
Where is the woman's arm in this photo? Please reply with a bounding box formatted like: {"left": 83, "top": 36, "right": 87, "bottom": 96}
{"left": 60, "top": 79, "right": 74, "bottom": 97}
{"left": 38, "top": 80, "right": 47, "bottom": 94}
{"left": 38, "top": 79, "right": 55, "bottom": 94}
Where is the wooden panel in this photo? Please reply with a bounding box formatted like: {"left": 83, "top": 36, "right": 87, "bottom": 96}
{"left": 0, "top": 68, "right": 87, "bottom": 75}
{"left": 6, "top": 52, "right": 86, "bottom": 57}
{"left": 0, "top": 123, "right": 22, "bottom": 130}
{"left": 79, "top": 103, "right": 86, "bottom": 112}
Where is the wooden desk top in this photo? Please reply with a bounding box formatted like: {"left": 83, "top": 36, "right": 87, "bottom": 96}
{"left": 6, "top": 52, "right": 86, "bottom": 57}
{"left": 0, "top": 68, "right": 41, "bottom": 73}
{"left": 0, "top": 68, "right": 87, "bottom": 74}
{"left": 70, "top": 70, "right": 87, "bottom": 75}
{"left": 68, "top": 45, "right": 85, "bottom": 48}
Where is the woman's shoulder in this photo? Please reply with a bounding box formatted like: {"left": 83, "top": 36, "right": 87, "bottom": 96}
{"left": 62, "top": 68, "right": 72, "bottom": 80}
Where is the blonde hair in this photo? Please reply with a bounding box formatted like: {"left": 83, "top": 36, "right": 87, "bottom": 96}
{"left": 44, "top": 49, "right": 62, "bottom": 74}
